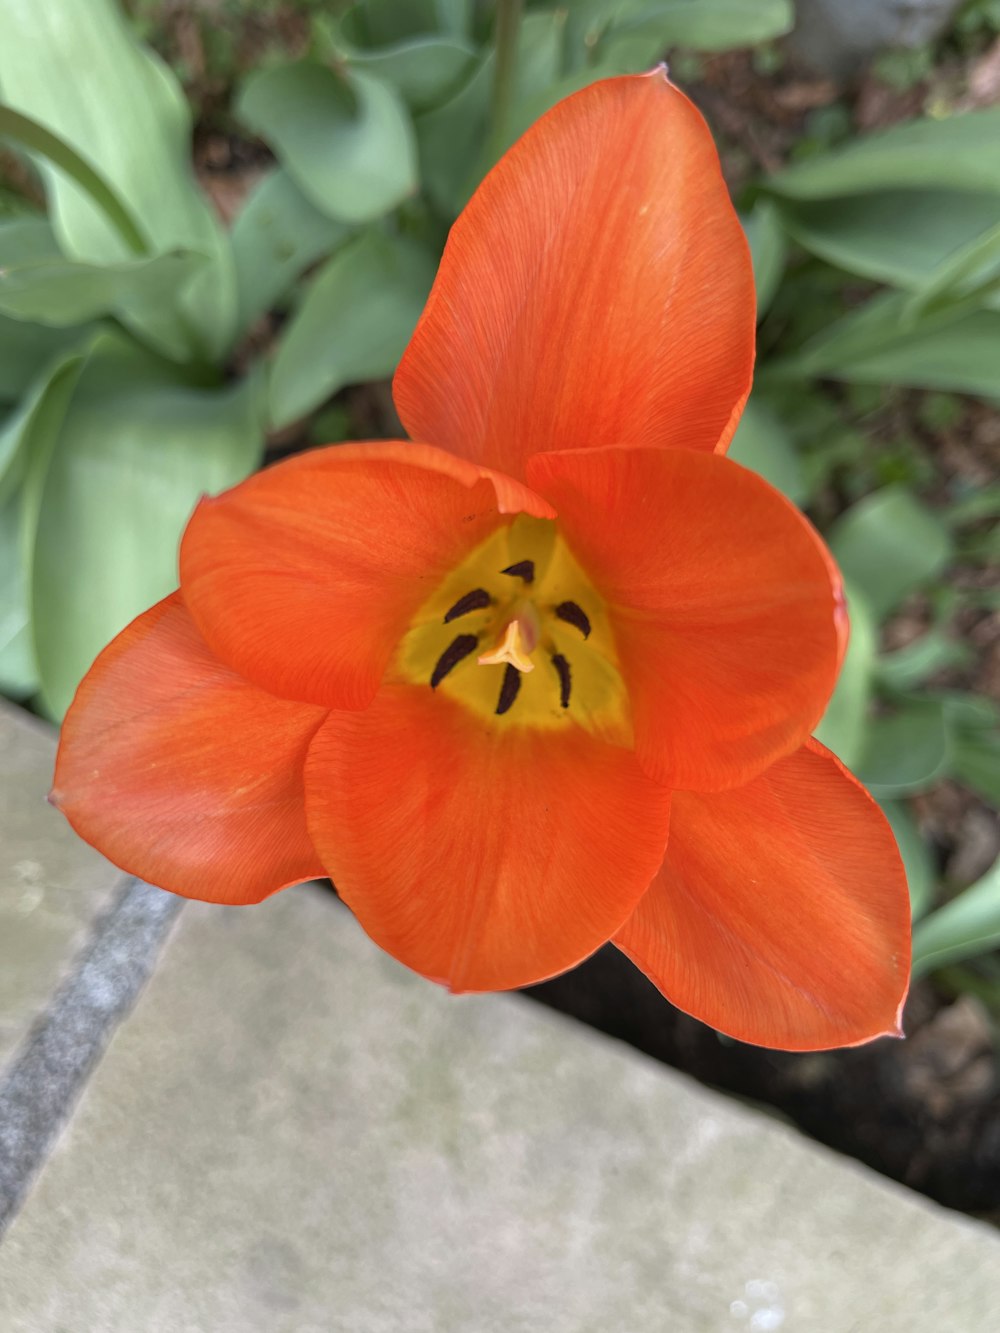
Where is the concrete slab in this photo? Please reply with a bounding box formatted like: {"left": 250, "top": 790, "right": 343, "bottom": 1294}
{"left": 1, "top": 886, "right": 997, "bottom": 1332}
{"left": 0, "top": 701, "right": 126, "bottom": 1077}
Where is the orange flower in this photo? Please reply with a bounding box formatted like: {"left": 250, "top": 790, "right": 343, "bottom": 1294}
{"left": 52, "top": 73, "right": 910, "bottom": 1050}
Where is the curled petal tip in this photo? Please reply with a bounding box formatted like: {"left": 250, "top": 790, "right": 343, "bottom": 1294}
{"left": 46, "top": 787, "right": 61, "bottom": 809}
{"left": 643, "top": 62, "right": 671, "bottom": 83}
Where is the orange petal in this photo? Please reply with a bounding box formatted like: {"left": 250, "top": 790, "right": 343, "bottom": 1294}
{"left": 180, "top": 441, "right": 554, "bottom": 709}
{"left": 530, "top": 446, "right": 845, "bottom": 792}
{"left": 304, "top": 684, "right": 672, "bottom": 991}
{"left": 52, "top": 593, "right": 327, "bottom": 903}
{"left": 615, "top": 739, "right": 911, "bottom": 1051}
{"left": 394, "top": 71, "right": 754, "bottom": 479}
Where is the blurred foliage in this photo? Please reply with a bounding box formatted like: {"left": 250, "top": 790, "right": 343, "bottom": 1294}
{"left": 0, "top": 0, "right": 997, "bottom": 984}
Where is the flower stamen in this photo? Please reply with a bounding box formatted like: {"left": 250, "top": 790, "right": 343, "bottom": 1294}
{"left": 431, "top": 634, "right": 479, "bottom": 687}
{"left": 500, "top": 559, "right": 535, "bottom": 584}
{"left": 551, "top": 653, "right": 572, "bottom": 708}
{"left": 554, "top": 600, "right": 591, "bottom": 639}
{"left": 443, "top": 588, "right": 491, "bottom": 623}
{"left": 495, "top": 664, "right": 522, "bottom": 715}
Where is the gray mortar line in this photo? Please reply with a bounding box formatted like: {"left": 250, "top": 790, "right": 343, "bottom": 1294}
{"left": 0, "top": 878, "right": 184, "bottom": 1236}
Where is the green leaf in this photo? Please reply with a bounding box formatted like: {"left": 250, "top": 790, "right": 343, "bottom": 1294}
{"left": 417, "top": 11, "right": 581, "bottom": 216}
{"left": 0, "top": 247, "right": 207, "bottom": 362}
{"left": 28, "top": 336, "right": 265, "bottom": 719}
{"left": 880, "top": 799, "right": 936, "bottom": 921}
{"left": 780, "top": 291, "right": 1000, "bottom": 397}
{"left": 828, "top": 485, "right": 952, "bottom": 618}
{"left": 743, "top": 200, "right": 786, "bottom": 318}
{"left": 230, "top": 169, "right": 351, "bottom": 332}
{"left": 0, "top": 313, "right": 86, "bottom": 405}
{"left": 330, "top": 4, "right": 476, "bottom": 111}
{"left": 0, "top": 494, "right": 37, "bottom": 697}
{"left": 0, "top": 351, "right": 85, "bottom": 694}
{"left": 0, "top": 103, "right": 146, "bottom": 256}
{"left": 855, "top": 700, "right": 950, "bottom": 797}
{"left": 416, "top": 51, "right": 492, "bottom": 216}
{"left": 767, "top": 108, "right": 1000, "bottom": 200}
{"left": 342, "top": 0, "right": 473, "bottom": 44}
{"left": 813, "top": 582, "right": 878, "bottom": 769}
{"left": 945, "top": 695, "right": 1000, "bottom": 805}
{"left": 951, "top": 730, "right": 1000, "bottom": 806}
{"left": 0, "top": 349, "right": 85, "bottom": 504}
{"left": 726, "top": 397, "right": 807, "bottom": 504}
{"left": 912, "top": 856, "right": 1000, "bottom": 977}
{"left": 341, "top": 38, "right": 476, "bottom": 111}
{"left": 776, "top": 190, "right": 1000, "bottom": 293}
{"left": 903, "top": 215, "right": 1000, "bottom": 322}
{"left": 876, "top": 630, "right": 971, "bottom": 691}
{"left": 268, "top": 230, "right": 436, "bottom": 429}
{"left": 598, "top": 0, "right": 793, "bottom": 66}
{"left": 0, "top": 0, "right": 236, "bottom": 360}
{"left": 237, "top": 62, "right": 418, "bottom": 226}
{"left": 0, "top": 217, "right": 93, "bottom": 402}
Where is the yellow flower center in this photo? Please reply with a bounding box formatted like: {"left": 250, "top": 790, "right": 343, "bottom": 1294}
{"left": 394, "top": 515, "right": 631, "bottom": 741}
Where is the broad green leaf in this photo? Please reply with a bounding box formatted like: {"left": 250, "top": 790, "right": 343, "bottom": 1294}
{"left": 599, "top": 0, "right": 793, "bottom": 66}
{"left": 416, "top": 52, "right": 492, "bottom": 216}
{"left": 231, "top": 169, "right": 351, "bottom": 333}
{"left": 726, "top": 397, "right": 806, "bottom": 503}
{"left": 903, "top": 216, "right": 1000, "bottom": 321}
{"left": 912, "top": 856, "right": 1000, "bottom": 977}
{"left": 855, "top": 700, "right": 950, "bottom": 797}
{"left": 237, "top": 62, "right": 418, "bottom": 225}
{"left": 827, "top": 485, "right": 952, "bottom": 618}
{"left": 951, "top": 731, "right": 1000, "bottom": 806}
{"left": 0, "top": 351, "right": 84, "bottom": 693}
{"left": 776, "top": 190, "right": 1000, "bottom": 293}
{"left": 343, "top": 0, "right": 473, "bottom": 44}
{"left": 813, "top": 582, "right": 877, "bottom": 769}
{"left": 336, "top": 34, "right": 475, "bottom": 111}
{"left": 880, "top": 800, "right": 936, "bottom": 921}
{"left": 0, "top": 214, "right": 60, "bottom": 264}
{"left": 0, "top": 495, "right": 36, "bottom": 697}
{"left": 767, "top": 108, "right": 1000, "bottom": 200}
{"left": 942, "top": 693, "right": 1000, "bottom": 730}
{"left": 0, "top": 0, "right": 236, "bottom": 360}
{"left": 0, "top": 314, "right": 87, "bottom": 404}
{"left": 29, "top": 337, "right": 265, "bottom": 719}
{"left": 0, "top": 350, "right": 85, "bottom": 504}
{"left": 418, "top": 11, "right": 581, "bottom": 215}
{"left": 0, "top": 217, "right": 92, "bottom": 402}
{"left": 876, "top": 630, "right": 970, "bottom": 691}
{"left": 743, "top": 200, "right": 786, "bottom": 318}
{"left": 781, "top": 291, "right": 1000, "bottom": 397}
{"left": 0, "top": 249, "right": 206, "bottom": 362}
{"left": 331, "top": 5, "right": 476, "bottom": 111}
{"left": 268, "top": 230, "right": 436, "bottom": 428}
{"left": 0, "top": 104, "right": 146, "bottom": 257}
{"left": 945, "top": 694, "right": 1000, "bottom": 806}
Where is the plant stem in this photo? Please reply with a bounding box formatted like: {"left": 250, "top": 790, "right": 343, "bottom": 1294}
{"left": 0, "top": 104, "right": 147, "bottom": 256}
{"left": 489, "top": 0, "right": 523, "bottom": 163}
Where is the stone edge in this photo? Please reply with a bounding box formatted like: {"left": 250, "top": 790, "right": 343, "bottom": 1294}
{"left": 0, "top": 878, "right": 183, "bottom": 1235}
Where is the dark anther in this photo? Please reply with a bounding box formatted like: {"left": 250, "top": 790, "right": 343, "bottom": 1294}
{"left": 431, "top": 634, "right": 479, "bottom": 688}
{"left": 551, "top": 653, "right": 572, "bottom": 708}
{"left": 495, "top": 664, "right": 522, "bottom": 715}
{"left": 500, "top": 559, "right": 535, "bottom": 584}
{"left": 443, "top": 588, "right": 491, "bottom": 623}
{"left": 555, "top": 600, "right": 591, "bottom": 639}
